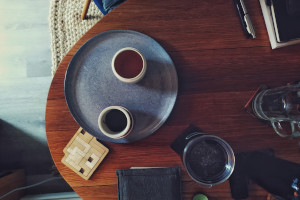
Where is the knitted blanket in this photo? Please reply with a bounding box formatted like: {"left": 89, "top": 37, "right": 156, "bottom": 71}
{"left": 49, "top": 0, "right": 104, "bottom": 75}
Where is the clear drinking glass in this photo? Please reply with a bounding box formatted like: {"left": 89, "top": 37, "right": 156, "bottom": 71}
{"left": 182, "top": 132, "right": 235, "bottom": 188}
{"left": 252, "top": 83, "right": 300, "bottom": 138}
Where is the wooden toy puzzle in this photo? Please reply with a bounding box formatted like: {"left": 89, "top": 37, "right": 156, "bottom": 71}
{"left": 61, "top": 127, "right": 109, "bottom": 180}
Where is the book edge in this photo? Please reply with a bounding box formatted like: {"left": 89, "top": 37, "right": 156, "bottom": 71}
{"left": 259, "top": 0, "right": 279, "bottom": 49}
{"left": 270, "top": 0, "right": 281, "bottom": 42}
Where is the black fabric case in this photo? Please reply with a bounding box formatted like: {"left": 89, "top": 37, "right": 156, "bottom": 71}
{"left": 116, "top": 167, "right": 182, "bottom": 200}
{"left": 229, "top": 149, "right": 300, "bottom": 200}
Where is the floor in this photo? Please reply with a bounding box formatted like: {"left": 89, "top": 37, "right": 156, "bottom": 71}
{"left": 0, "top": 0, "right": 74, "bottom": 195}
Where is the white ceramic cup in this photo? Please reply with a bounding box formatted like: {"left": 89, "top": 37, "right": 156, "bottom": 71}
{"left": 112, "top": 47, "right": 147, "bottom": 83}
{"left": 98, "top": 106, "right": 134, "bottom": 139}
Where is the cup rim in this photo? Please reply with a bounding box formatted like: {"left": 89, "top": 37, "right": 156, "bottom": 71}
{"left": 98, "top": 106, "right": 132, "bottom": 139}
{"left": 111, "top": 47, "right": 147, "bottom": 83}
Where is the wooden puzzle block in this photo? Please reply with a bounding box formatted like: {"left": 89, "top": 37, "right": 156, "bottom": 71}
{"left": 61, "top": 127, "right": 109, "bottom": 180}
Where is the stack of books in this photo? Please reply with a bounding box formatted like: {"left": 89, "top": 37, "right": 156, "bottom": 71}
{"left": 260, "top": 0, "right": 300, "bottom": 49}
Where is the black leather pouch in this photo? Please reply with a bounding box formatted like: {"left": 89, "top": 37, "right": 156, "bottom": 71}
{"left": 116, "top": 167, "right": 182, "bottom": 200}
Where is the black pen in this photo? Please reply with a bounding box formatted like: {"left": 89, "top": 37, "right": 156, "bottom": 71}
{"left": 233, "top": 0, "right": 256, "bottom": 39}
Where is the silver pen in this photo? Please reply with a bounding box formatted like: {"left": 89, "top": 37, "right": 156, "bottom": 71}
{"left": 234, "top": 0, "right": 256, "bottom": 39}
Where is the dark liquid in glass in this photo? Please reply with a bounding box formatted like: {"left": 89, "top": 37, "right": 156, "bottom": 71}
{"left": 187, "top": 139, "right": 227, "bottom": 181}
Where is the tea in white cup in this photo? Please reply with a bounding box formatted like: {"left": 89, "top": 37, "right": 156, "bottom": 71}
{"left": 98, "top": 106, "right": 134, "bottom": 139}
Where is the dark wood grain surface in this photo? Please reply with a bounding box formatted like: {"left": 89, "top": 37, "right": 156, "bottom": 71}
{"left": 46, "top": 0, "right": 300, "bottom": 199}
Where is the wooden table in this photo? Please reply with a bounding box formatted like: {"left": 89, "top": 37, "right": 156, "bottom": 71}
{"left": 46, "top": 0, "right": 300, "bottom": 199}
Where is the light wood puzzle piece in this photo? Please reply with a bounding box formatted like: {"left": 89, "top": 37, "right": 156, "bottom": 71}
{"left": 61, "top": 127, "right": 109, "bottom": 180}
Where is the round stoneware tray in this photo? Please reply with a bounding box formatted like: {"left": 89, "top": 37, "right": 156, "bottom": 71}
{"left": 64, "top": 29, "right": 178, "bottom": 143}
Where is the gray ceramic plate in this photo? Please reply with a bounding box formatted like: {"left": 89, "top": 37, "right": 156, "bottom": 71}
{"left": 64, "top": 30, "right": 178, "bottom": 143}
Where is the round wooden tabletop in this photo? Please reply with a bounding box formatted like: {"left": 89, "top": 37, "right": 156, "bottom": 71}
{"left": 46, "top": 0, "right": 300, "bottom": 199}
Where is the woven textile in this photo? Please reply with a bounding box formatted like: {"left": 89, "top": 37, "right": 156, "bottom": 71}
{"left": 49, "top": 0, "right": 104, "bottom": 75}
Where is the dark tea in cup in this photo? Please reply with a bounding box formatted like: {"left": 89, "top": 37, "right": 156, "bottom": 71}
{"left": 105, "top": 109, "right": 128, "bottom": 132}
{"left": 98, "top": 106, "right": 134, "bottom": 139}
{"left": 114, "top": 50, "right": 143, "bottom": 79}
{"left": 112, "top": 47, "right": 147, "bottom": 83}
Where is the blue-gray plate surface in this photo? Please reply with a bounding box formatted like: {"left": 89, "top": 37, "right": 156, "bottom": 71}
{"left": 64, "top": 30, "right": 178, "bottom": 143}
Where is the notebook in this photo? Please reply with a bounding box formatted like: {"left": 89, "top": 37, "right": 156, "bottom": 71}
{"left": 260, "top": 0, "right": 300, "bottom": 49}
{"left": 271, "top": 0, "right": 300, "bottom": 42}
